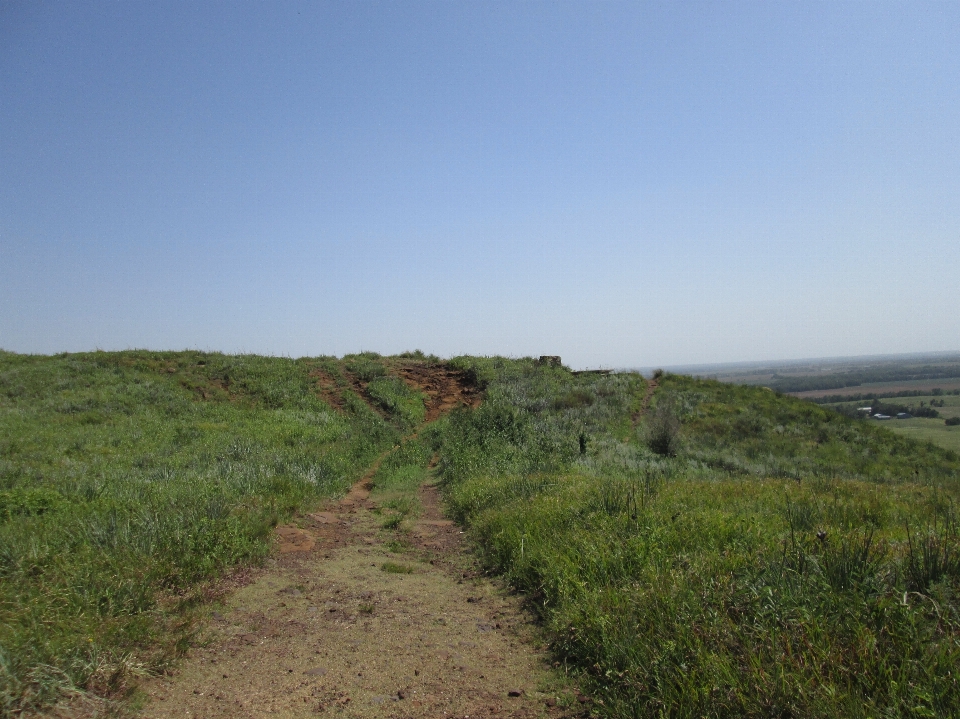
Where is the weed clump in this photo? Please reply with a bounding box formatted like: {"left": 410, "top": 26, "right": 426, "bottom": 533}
{"left": 553, "top": 389, "right": 593, "bottom": 410}
{"left": 381, "top": 513, "right": 403, "bottom": 530}
{"left": 905, "top": 520, "right": 960, "bottom": 592}
{"left": 344, "top": 353, "right": 387, "bottom": 382}
{"left": 367, "top": 376, "right": 426, "bottom": 427}
{"left": 644, "top": 394, "right": 680, "bottom": 456}
{"left": 0, "top": 487, "right": 63, "bottom": 520}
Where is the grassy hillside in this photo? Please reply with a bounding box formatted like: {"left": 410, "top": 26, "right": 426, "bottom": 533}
{"left": 5, "top": 351, "right": 960, "bottom": 717}
{"left": 0, "top": 350, "right": 420, "bottom": 713}
{"left": 437, "top": 358, "right": 960, "bottom": 717}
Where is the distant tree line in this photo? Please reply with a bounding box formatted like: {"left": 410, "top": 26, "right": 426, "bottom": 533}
{"left": 767, "top": 364, "right": 960, "bottom": 393}
{"left": 810, "top": 388, "right": 960, "bottom": 404}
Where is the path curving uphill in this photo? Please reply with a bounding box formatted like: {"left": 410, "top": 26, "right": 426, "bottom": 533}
{"left": 140, "top": 364, "right": 581, "bottom": 718}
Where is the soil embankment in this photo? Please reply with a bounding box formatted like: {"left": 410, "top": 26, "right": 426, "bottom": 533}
{"left": 395, "top": 364, "right": 482, "bottom": 421}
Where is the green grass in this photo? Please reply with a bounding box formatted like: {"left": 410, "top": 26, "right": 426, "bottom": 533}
{"left": 8, "top": 349, "right": 960, "bottom": 717}
{"left": 436, "top": 358, "right": 960, "bottom": 718}
{"left": 380, "top": 513, "right": 404, "bottom": 530}
{"left": 343, "top": 352, "right": 387, "bottom": 382}
{"left": 0, "top": 349, "right": 421, "bottom": 713}
{"left": 369, "top": 429, "right": 437, "bottom": 532}
{"left": 366, "top": 375, "right": 427, "bottom": 427}
{"left": 886, "top": 417, "right": 960, "bottom": 455}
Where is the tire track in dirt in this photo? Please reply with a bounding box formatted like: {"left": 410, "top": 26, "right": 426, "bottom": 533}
{"left": 310, "top": 362, "right": 480, "bottom": 423}
{"left": 139, "top": 365, "right": 583, "bottom": 719}
{"left": 309, "top": 369, "right": 388, "bottom": 419}
{"left": 310, "top": 370, "right": 347, "bottom": 413}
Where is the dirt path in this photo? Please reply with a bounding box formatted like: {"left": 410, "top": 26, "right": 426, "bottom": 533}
{"left": 139, "top": 370, "right": 582, "bottom": 719}
{"left": 632, "top": 375, "right": 659, "bottom": 427}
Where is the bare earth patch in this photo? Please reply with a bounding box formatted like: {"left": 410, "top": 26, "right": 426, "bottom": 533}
{"left": 394, "top": 364, "right": 482, "bottom": 421}
{"left": 139, "top": 472, "right": 582, "bottom": 719}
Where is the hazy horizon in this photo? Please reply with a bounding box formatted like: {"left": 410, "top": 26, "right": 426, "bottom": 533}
{"left": 3, "top": 2, "right": 959, "bottom": 368}
{"left": 649, "top": 349, "right": 960, "bottom": 373}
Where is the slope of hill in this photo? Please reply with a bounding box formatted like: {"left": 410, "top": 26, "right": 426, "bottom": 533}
{"left": 3, "top": 351, "right": 960, "bottom": 717}
{"left": 439, "top": 358, "right": 960, "bottom": 717}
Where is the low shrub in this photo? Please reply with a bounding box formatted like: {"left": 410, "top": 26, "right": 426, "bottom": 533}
{"left": 0, "top": 487, "right": 64, "bottom": 520}
{"left": 644, "top": 395, "right": 680, "bottom": 456}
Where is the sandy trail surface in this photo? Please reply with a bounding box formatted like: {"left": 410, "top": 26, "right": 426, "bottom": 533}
{"left": 139, "top": 467, "right": 581, "bottom": 719}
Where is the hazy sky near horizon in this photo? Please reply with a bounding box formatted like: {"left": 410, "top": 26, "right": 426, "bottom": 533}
{"left": 2, "top": 2, "right": 959, "bottom": 368}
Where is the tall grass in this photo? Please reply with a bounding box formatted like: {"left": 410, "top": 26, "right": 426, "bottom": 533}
{"left": 438, "top": 360, "right": 960, "bottom": 717}
{"left": 0, "top": 350, "right": 416, "bottom": 713}
{"left": 367, "top": 376, "right": 427, "bottom": 428}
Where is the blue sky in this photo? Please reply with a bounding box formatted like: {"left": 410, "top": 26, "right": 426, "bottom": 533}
{"left": 2, "top": 2, "right": 958, "bottom": 368}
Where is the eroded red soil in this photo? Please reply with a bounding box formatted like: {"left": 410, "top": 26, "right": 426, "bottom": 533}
{"left": 395, "top": 364, "right": 482, "bottom": 421}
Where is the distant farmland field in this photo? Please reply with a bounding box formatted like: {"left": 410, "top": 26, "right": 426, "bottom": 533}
{"left": 885, "top": 417, "right": 960, "bottom": 454}
{"left": 820, "top": 394, "right": 960, "bottom": 454}
{"left": 791, "top": 378, "right": 960, "bottom": 399}
{"left": 671, "top": 353, "right": 960, "bottom": 397}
